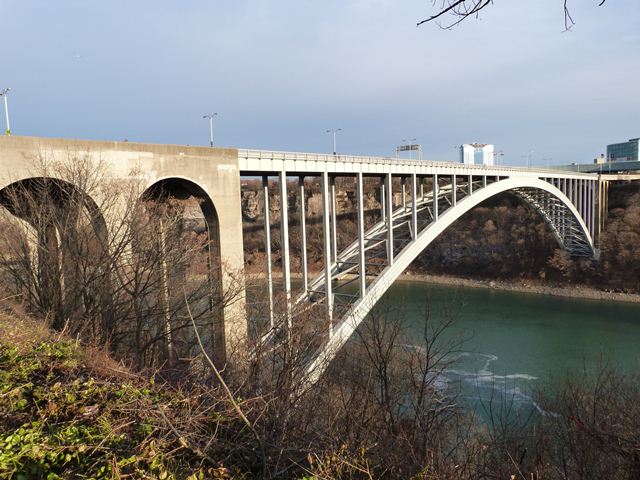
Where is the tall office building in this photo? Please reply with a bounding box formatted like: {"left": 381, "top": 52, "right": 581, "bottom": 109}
{"left": 606, "top": 138, "right": 639, "bottom": 162}
{"left": 460, "top": 143, "right": 495, "bottom": 166}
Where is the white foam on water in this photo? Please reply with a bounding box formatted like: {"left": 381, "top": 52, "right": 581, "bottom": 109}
{"left": 438, "top": 352, "right": 548, "bottom": 411}
{"left": 405, "top": 349, "right": 553, "bottom": 415}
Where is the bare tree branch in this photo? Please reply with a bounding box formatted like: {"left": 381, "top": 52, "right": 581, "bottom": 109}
{"left": 419, "top": 0, "right": 607, "bottom": 30}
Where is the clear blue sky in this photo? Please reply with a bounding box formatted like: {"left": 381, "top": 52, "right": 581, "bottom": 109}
{"left": 0, "top": 0, "right": 638, "bottom": 165}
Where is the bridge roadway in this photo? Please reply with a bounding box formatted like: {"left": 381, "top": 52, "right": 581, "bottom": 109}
{"left": 0, "top": 136, "right": 602, "bottom": 381}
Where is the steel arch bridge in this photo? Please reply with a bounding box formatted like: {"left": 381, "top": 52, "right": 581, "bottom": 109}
{"left": 0, "top": 137, "right": 604, "bottom": 375}
{"left": 238, "top": 149, "right": 599, "bottom": 385}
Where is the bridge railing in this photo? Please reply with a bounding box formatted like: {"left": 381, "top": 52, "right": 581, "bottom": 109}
{"left": 237, "top": 148, "right": 598, "bottom": 177}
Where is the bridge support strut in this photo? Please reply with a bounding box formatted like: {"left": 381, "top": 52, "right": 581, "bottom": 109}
{"left": 279, "top": 171, "right": 292, "bottom": 328}
{"left": 321, "top": 172, "right": 334, "bottom": 335}
{"left": 356, "top": 172, "right": 366, "bottom": 297}
{"left": 262, "top": 176, "right": 274, "bottom": 329}
{"left": 299, "top": 176, "right": 308, "bottom": 294}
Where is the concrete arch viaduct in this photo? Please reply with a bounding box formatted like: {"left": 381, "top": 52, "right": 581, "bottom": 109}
{"left": 0, "top": 136, "right": 604, "bottom": 379}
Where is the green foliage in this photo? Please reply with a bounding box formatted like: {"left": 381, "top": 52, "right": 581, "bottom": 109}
{"left": 0, "top": 337, "right": 234, "bottom": 479}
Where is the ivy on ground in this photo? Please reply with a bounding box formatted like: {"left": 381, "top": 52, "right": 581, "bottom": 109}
{"left": 0, "top": 339, "right": 235, "bottom": 479}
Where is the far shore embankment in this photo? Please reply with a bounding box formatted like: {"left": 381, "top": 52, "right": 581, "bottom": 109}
{"left": 244, "top": 269, "right": 640, "bottom": 305}
{"left": 397, "top": 272, "right": 640, "bottom": 305}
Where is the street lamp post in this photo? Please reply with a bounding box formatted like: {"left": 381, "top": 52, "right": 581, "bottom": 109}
{"left": 326, "top": 128, "right": 341, "bottom": 155}
{"left": 521, "top": 150, "right": 534, "bottom": 169}
{"left": 203, "top": 113, "right": 217, "bottom": 147}
{"left": 0, "top": 88, "right": 11, "bottom": 136}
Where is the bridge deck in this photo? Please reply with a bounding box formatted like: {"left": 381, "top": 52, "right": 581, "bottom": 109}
{"left": 238, "top": 149, "right": 598, "bottom": 179}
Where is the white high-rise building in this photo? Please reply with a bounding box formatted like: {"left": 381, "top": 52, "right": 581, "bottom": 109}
{"left": 460, "top": 143, "right": 495, "bottom": 166}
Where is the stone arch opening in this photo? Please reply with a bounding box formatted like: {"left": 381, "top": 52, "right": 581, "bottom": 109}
{"left": 140, "top": 177, "right": 225, "bottom": 368}
{"left": 0, "top": 177, "right": 110, "bottom": 333}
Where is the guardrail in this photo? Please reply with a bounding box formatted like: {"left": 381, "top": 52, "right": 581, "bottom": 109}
{"left": 237, "top": 148, "right": 598, "bottom": 177}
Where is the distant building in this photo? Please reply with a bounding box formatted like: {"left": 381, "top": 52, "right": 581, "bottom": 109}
{"left": 606, "top": 138, "right": 639, "bottom": 162}
{"left": 460, "top": 143, "right": 494, "bottom": 166}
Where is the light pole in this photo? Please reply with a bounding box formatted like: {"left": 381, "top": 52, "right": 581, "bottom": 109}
{"left": 203, "top": 113, "right": 217, "bottom": 147}
{"left": 0, "top": 88, "right": 11, "bottom": 135}
{"left": 493, "top": 150, "right": 504, "bottom": 166}
{"left": 521, "top": 150, "right": 534, "bottom": 168}
{"left": 326, "top": 128, "right": 341, "bottom": 155}
{"left": 543, "top": 157, "right": 552, "bottom": 169}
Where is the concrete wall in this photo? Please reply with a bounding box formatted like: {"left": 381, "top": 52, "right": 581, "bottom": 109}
{"left": 0, "top": 135, "right": 246, "bottom": 363}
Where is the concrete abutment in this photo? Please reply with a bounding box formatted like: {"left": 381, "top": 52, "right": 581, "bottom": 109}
{"left": 0, "top": 135, "right": 247, "bottom": 366}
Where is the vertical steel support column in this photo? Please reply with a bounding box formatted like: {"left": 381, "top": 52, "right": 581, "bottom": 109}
{"left": 578, "top": 179, "right": 584, "bottom": 218}
{"left": 262, "top": 176, "right": 274, "bottom": 329}
{"left": 321, "top": 172, "right": 333, "bottom": 333}
{"left": 380, "top": 179, "right": 386, "bottom": 221}
{"left": 331, "top": 176, "right": 338, "bottom": 264}
{"left": 584, "top": 180, "right": 593, "bottom": 238}
{"left": 600, "top": 179, "right": 609, "bottom": 241}
{"left": 299, "top": 177, "right": 308, "bottom": 294}
{"left": 482, "top": 175, "right": 487, "bottom": 188}
{"left": 356, "top": 173, "right": 366, "bottom": 298}
{"left": 433, "top": 174, "right": 439, "bottom": 221}
{"left": 401, "top": 177, "right": 407, "bottom": 212}
{"left": 598, "top": 178, "right": 603, "bottom": 241}
{"left": 495, "top": 175, "right": 500, "bottom": 183}
{"left": 605, "top": 181, "right": 609, "bottom": 229}
{"left": 386, "top": 173, "right": 394, "bottom": 265}
{"left": 587, "top": 180, "right": 594, "bottom": 239}
{"left": 411, "top": 173, "right": 418, "bottom": 240}
{"left": 420, "top": 177, "right": 424, "bottom": 199}
{"left": 580, "top": 179, "right": 587, "bottom": 220}
{"left": 585, "top": 180, "right": 590, "bottom": 237}
{"left": 562, "top": 178, "right": 573, "bottom": 239}
{"left": 451, "top": 175, "right": 457, "bottom": 206}
{"left": 468, "top": 174, "right": 473, "bottom": 195}
{"left": 591, "top": 180, "right": 596, "bottom": 239}
{"left": 279, "top": 171, "right": 292, "bottom": 323}
{"left": 575, "top": 179, "right": 581, "bottom": 216}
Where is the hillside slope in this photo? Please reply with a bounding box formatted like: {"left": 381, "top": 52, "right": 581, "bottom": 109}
{"left": 0, "top": 314, "right": 252, "bottom": 480}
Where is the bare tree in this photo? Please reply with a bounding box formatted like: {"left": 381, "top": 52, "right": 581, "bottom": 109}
{"left": 420, "top": 0, "right": 608, "bottom": 30}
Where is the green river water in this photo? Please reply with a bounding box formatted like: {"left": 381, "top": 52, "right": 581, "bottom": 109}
{"left": 375, "top": 281, "right": 640, "bottom": 410}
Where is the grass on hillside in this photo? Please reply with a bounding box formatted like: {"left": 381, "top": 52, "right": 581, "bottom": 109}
{"left": 0, "top": 313, "right": 249, "bottom": 480}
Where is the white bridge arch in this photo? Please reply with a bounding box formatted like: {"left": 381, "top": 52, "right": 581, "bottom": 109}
{"left": 302, "top": 177, "right": 594, "bottom": 385}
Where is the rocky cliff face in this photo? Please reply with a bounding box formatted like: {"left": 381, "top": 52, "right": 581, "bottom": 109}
{"left": 241, "top": 184, "right": 399, "bottom": 222}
